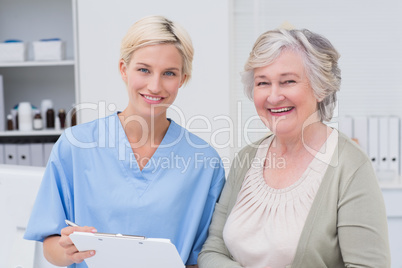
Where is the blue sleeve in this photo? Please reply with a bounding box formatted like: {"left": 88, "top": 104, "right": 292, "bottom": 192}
{"left": 186, "top": 159, "right": 226, "bottom": 265}
{"left": 24, "top": 140, "right": 72, "bottom": 242}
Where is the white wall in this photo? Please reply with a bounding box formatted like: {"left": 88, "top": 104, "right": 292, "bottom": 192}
{"left": 76, "top": 0, "right": 232, "bottom": 161}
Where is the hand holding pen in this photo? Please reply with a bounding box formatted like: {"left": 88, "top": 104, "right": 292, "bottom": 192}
{"left": 56, "top": 220, "right": 97, "bottom": 265}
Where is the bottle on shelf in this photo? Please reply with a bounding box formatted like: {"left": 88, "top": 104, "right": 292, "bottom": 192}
{"left": 18, "top": 102, "right": 33, "bottom": 131}
{"left": 46, "top": 108, "right": 55, "bottom": 129}
{"left": 41, "top": 99, "right": 53, "bottom": 128}
{"left": 7, "top": 114, "right": 13, "bottom": 130}
{"left": 33, "top": 111, "right": 43, "bottom": 130}
{"left": 58, "top": 109, "right": 66, "bottom": 128}
{"left": 71, "top": 104, "right": 77, "bottom": 127}
{"left": 11, "top": 107, "right": 18, "bottom": 130}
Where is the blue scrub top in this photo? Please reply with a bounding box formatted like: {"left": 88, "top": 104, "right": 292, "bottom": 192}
{"left": 24, "top": 113, "right": 225, "bottom": 267}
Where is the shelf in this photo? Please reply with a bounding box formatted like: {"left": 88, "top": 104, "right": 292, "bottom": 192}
{"left": 0, "top": 130, "right": 62, "bottom": 144}
{"left": 0, "top": 130, "right": 63, "bottom": 137}
{"left": 0, "top": 60, "right": 75, "bottom": 68}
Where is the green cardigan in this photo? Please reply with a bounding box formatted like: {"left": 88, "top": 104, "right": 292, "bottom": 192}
{"left": 199, "top": 132, "right": 390, "bottom": 268}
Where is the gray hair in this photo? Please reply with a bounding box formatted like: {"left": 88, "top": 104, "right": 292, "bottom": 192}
{"left": 242, "top": 29, "right": 341, "bottom": 122}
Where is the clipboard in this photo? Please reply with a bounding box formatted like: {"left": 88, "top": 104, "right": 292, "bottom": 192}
{"left": 69, "top": 231, "right": 185, "bottom": 268}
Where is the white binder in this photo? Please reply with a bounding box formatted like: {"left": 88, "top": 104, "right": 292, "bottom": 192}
{"left": 368, "top": 117, "right": 379, "bottom": 170}
{"left": 353, "top": 116, "right": 368, "bottom": 154}
{"left": 0, "top": 144, "right": 4, "bottom": 164}
{"left": 388, "top": 116, "right": 400, "bottom": 176}
{"left": 17, "top": 144, "right": 31, "bottom": 166}
{"left": 0, "top": 75, "right": 5, "bottom": 132}
{"left": 30, "top": 143, "right": 44, "bottom": 167}
{"left": 43, "top": 143, "right": 54, "bottom": 165}
{"left": 378, "top": 117, "right": 389, "bottom": 171}
{"left": 4, "top": 144, "right": 17, "bottom": 165}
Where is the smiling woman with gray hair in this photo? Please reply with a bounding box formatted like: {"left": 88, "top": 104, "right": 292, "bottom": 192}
{"left": 242, "top": 29, "right": 340, "bottom": 122}
{"left": 199, "top": 28, "right": 390, "bottom": 268}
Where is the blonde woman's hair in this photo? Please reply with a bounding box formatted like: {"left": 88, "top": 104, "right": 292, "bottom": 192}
{"left": 120, "top": 15, "right": 194, "bottom": 85}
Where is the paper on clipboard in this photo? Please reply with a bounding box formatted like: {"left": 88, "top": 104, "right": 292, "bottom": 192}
{"left": 70, "top": 232, "right": 185, "bottom": 268}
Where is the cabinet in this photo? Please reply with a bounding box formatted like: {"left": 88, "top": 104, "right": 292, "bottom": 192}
{"left": 0, "top": 165, "right": 63, "bottom": 267}
{"left": 0, "top": 0, "right": 79, "bottom": 166}
{"left": 0, "top": 0, "right": 79, "bottom": 132}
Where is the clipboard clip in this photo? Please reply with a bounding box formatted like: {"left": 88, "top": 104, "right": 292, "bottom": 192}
{"left": 65, "top": 220, "right": 146, "bottom": 240}
{"left": 94, "top": 232, "right": 146, "bottom": 240}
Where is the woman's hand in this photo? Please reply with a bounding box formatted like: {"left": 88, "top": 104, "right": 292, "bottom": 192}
{"left": 59, "top": 225, "right": 97, "bottom": 263}
{"left": 43, "top": 225, "right": 97, "bottom": 266}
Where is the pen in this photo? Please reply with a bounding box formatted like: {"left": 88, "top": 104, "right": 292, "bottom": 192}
{"left": 65, "top": 219, "right": 79, "bottom": 227}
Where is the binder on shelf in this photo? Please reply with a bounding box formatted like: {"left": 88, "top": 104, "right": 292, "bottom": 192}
{"left": 0, "top": 144, "right": 4, "bottom": 164}
{"left": 30, "top": 143, "right": 44, "bottom": 167}
{"left": 339, "top": 116, "right": 353, "bottom": 139}
{"left": 17, "top": 144, "right": 31, "bottom": 166}
{"left": 378, "top": 117, "right": 389, "bottom": 171}
{"left": 368, "top": 117, "right": 379, "bottom": 170}
{"left": 43, "top": 143, "right": 54, "bottom": 165}
{"left": 4, "top": 144, "right": 17, "bottom": 165}
{"left": 388, "top": 117, "right": 400, "bottom": 176}
{"left": 353, "top": 116, "right": 368, "bottom": 154}
{"left": 0, "top": 75, "right": 5, "bottom": 132}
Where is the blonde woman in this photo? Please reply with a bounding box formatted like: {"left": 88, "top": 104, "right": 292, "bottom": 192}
{"left": 25, "top": 16, "right": 225, "bottom": 268}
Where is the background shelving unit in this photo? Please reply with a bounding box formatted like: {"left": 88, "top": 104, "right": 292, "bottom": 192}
{"left": 0, "top": 60, "right": 75, "bottom": 67}
{"left": 0, "top": 0, "right": 79, "bottom": 134}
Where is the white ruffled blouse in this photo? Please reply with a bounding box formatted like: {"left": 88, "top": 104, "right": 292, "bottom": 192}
{"left": 223, "top": 130, "right": 338, "bottom": 268}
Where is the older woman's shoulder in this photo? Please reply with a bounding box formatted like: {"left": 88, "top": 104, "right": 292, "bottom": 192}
{"left": 336, "top": 130, "right": 372, "bottom": 169}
